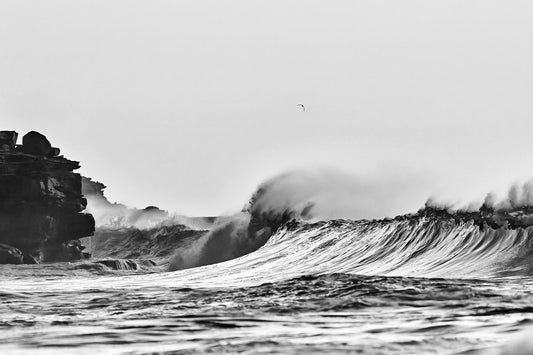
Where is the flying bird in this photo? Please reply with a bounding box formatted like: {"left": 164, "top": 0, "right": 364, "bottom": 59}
{"left": 297, "top": 103, "right": 305, "bottom": 112}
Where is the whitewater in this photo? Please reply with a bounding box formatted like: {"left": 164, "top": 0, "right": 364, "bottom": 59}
{"left": 3, "top": 213, "right": 533, "bottom": 354}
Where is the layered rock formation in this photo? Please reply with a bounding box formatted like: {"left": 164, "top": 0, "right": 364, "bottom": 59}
{"left": 0, "top": 130, "right": 95, "bottom": 264}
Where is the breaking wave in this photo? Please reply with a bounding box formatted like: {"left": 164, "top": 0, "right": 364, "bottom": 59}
{"left": 81, "top": 168, "right": 533, "bottom": 282}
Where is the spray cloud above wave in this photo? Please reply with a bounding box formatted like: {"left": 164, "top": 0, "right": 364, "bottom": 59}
{"left": 426, "top": 179, "right": 533, "bottom": 214}
{"left": 245, "top": 166, "right": 430, "bottom": 222}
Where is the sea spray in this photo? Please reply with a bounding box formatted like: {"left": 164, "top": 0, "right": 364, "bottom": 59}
{"left": 82, "top": 177, "right": 214, "bottom": 230}
{"left": 168, "top": 213, "right": 271, "bottom": 271}
{"left": 168, "top": 167, "right": 426, "bottom": 271}
{"left": 246, "top": 167, "right": 428, "bottom": 222}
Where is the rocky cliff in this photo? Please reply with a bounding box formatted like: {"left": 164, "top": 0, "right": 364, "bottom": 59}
{"left": 0, "top": 130, "right": 95, "bottom": 264}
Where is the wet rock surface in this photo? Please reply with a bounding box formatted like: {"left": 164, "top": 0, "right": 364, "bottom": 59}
{"left": 0, "top": 130, "right": 95, "bottom": 263}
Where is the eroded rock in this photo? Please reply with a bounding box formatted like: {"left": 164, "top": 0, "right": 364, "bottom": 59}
{"left": 0, "top": 130, "right": 95, "bottom": 263}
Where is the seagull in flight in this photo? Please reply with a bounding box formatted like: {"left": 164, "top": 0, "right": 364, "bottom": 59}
{"left": 297, "top": 103, "right": 305, "bottom": 112}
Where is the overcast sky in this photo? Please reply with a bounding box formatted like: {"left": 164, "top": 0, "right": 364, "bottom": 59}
{"left": 1, "top": 1, "right": 532, "bottom": 216}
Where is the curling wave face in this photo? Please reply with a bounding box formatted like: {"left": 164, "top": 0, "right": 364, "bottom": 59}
{"left": 163, "top": 217, "right": 533, "bottom": 288}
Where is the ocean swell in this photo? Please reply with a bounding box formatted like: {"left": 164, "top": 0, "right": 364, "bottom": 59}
{"left": 165, "top": 216, "right": 533, "bottom": 287}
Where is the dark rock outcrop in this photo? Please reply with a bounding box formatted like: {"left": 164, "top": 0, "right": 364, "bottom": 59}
{"left": 0, "top": 130, "right": 95, "bottom": 263}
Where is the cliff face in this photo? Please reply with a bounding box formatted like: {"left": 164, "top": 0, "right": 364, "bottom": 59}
{"left": 0, "top": 130, "right": 95, "bottom": 264}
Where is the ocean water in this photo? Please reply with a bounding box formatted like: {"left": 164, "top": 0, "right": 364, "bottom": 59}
{"left": 2, "top": 218, "right": 533, "bottom": 354}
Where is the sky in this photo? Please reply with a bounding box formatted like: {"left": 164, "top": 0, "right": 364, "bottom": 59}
{"left": 1, "top": 1, "right": 533, "bottom": 217}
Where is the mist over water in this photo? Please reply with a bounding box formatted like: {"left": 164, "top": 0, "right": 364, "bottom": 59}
{"left": 425, "top": 179, "right": 533, "bottom": 214}
{"left": 82, "top": 177, "right": 214, "bottom": 231}
{"left": 485, "top": 180, "right": 533, "bottom": 210}
{"left": 246, "top": 167, "right": 430, "bottom": 221}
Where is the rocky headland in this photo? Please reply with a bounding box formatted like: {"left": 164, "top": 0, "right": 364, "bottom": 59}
{"left": 0, "top": 130, "right": 95, "bottom": 264}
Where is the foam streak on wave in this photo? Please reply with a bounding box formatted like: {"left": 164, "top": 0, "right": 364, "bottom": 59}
{"left": 176, "top": 218, "right": 531, "bottom": 286}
